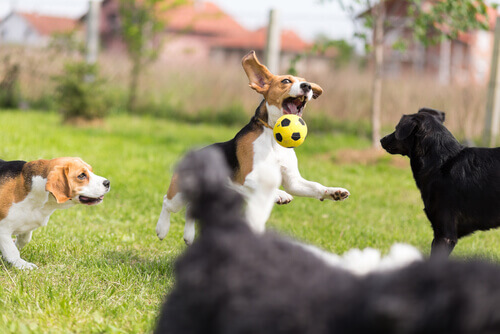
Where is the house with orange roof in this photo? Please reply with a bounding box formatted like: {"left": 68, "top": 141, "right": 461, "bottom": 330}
{"left": 0, "top": 12, "right": 78, "bottom": 47}
{"left": 95, "top": 0, "right": 317, "bottom": 70}
{"left": 208, "top": 27, "right": 313, "bottom": 68}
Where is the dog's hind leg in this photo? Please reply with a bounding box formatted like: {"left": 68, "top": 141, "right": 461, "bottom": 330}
{"left": 156, "top": 192, "right": 185, "bottom": 241}
{"left": 430, "top": 237, "right": 457, "bottom": 258}
{"left": 427, "top": 210, "right": 458, "bottom": 257}
{"left": 15, "top": 231, "right": 32, "bottom": 250}
{"left": 244, "top": 162, "right": 282, "bottom": 233}
{"left": 183, "top": 207, "right": 195, "bottom": 246}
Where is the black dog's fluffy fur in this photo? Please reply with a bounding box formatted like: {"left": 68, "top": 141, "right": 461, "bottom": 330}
{"left": 155, "top": 147, "right": 500, "bottom": 334}
{"left": 381, "top": 108, "right": 500, "bottom": 256}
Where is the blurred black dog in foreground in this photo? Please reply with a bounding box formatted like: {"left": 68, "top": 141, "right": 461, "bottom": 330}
{"left": 155, "top": 147, "right": 500, "bottom": 334}
{"left": 381, "top": 108, "right": 500, "bottom": 257}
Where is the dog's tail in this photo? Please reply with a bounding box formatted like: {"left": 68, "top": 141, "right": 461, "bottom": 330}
{"left": 176, "top": 147, "right": 246, "bottom": 232}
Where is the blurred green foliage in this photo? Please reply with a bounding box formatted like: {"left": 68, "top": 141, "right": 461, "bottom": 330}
{"left": 0, "top": 55, "right": 20, "bottom": 109}
{"left": 53, "top": 62, "right": 110, "bottom": 122}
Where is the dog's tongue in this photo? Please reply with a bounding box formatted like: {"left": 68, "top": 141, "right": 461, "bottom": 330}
{"left": 286, "top": 101, "right": 298, "bottom": 114}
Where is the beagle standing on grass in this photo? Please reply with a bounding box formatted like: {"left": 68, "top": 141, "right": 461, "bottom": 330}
{"left": 156, "top": 51, "right": 350, "bottom": 245}
{"left": 0, "top": 157, "right": 110, "bottom": 269}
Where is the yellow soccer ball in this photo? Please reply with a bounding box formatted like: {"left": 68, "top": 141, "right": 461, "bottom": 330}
{"left": 273, "top": 115, "right": 308, "bottom": 148}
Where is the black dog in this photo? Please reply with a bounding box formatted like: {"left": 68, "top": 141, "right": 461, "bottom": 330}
{"left": 155, "top": 147, "right": 500, "bottom": 334}
{"left": 381, "top": 108, "right": 500, "bottom": 257}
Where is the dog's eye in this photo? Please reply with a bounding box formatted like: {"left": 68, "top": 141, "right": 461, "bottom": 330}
{"left": 281, "top": 79, "right": 292, "bottom": 84}
{"left": 77, "top": 173, "right": 87, "bottom": 180}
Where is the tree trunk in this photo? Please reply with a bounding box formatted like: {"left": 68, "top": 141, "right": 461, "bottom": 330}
{"left": 371, "top": 0, "right": 385, "bottom": 148}
{"left": 438, "top": 39, "right": 451, "bottom": 85}
{"left": 127, "top": 57, "right": 141, "bottom": 112}
{"left": 484, "top": 16, "right": 500, "bottom": 147}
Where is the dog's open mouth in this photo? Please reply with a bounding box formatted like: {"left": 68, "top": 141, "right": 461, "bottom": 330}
{"left": 79, "top": 195, "right": 104, "bottom": 205}
{"left": 283, "top": 96, "right": 307, "bottom": 116}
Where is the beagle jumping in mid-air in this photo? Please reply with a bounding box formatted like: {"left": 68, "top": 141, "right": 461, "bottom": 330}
{"left": 0, "top": 157, "right": 110, "bottom": 269}
{"left": 156, "top": 51, "right": 350, "bottom": 245}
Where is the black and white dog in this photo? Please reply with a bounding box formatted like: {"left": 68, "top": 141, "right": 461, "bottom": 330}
{"left": 381, "top": 108, "right": 500, "bottom": 257}
{"left": 155, "top": 147, "right": 500, "bottom": 334}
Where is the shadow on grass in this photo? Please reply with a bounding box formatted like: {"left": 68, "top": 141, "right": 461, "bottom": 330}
{"left": 101, "top": 249, "right": 179, "bottom": 277}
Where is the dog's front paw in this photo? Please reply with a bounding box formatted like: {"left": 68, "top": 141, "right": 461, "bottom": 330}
{"left": 322, "top": 187, "right": 350, "bottom": 201}
{"left": 275, "top": 190, "right": 293, "bottom": 205}
{"left": 156, "top": 220, "right": 169, "bottom": 241}
{"left": 13, "top": 259, "right": 38, "bottom": 270}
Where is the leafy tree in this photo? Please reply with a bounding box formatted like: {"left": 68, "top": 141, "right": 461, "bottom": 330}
{"left": 334, "top": 0, "right": 494, "bottom": 147}
{"left": 314, "top": 36, "right": 357, "bottom": 68}
{"left": 287, "top": 37, "right": 356, "bottom": 75}
{"left": 411, "top": 0, "right": 491, "bottom": 45}
{"left": 118, "top": 0, "right": 184, "bottom": 111}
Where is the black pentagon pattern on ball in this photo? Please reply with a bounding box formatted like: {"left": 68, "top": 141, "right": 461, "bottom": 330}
{"left": 275, "top": 133, "right": 283, "bottom": 142}
{"left": 291, "top": 132, "right": 301, "bottom": 141}
{"left": 299, "top": 118, "right": 305, "bottom": 126}
{"left": 281, "top": 118, "right": 291, "bottom": 127}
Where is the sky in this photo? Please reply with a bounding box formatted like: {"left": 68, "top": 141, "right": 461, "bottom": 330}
{"left": 0, "top": 0, "right": 358, "bottom": 42}
{"left": 211, "top": 0, "right": 357, "bottom": 41}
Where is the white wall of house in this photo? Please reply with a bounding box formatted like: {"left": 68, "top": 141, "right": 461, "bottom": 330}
{"left": 0, "top": 13, "right": 47, "bottom": 46}
{"left": 470, "top": 30, "right": 494, "bottom": 84}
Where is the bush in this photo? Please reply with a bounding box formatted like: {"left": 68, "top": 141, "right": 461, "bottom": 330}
{"left": 0, "top": 56, "right": 21, "bottom": 108}
{"left": 307, "top": 112, "right": 371, "bottom": 137}
{"left": 28, "top": 93, "right": 58, "bottom": 111}
{"left": 53, "top": 62, "right": 109, "bottom": 122}
{"left": 133, "top": 100, "right": 249, "bottom": 127}
{"left": 196, "top": 104, "right": 248, "bottom": 126}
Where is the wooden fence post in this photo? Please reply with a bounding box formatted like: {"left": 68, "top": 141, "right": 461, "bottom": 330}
{"left": 371, "top": 1, "right": 385, "bottom": 148}
{"left": 86, "top": 0, "right": 100, "bottom": 65}
{"left": 484, "top": 16, "right": 500, "bottom": 147}
{"left": 265, "top": 9, "right": 281, "bottom": 73}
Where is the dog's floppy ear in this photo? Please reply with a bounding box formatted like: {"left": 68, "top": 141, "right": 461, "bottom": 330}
{"left": 310, "top": 82, "right": 323, "bottom": 99}
{"left": 435, "top": 111, "right": 446, "bottom": 123}
{"left": 395, "top": 115, "right": 417, "bottom": 140}
{"left": 418, "top": 108, "right": 445, "bottom": 123}
{"left": 46, "top": 165, "right": 72, "bottom": 203}
{"left": 242, "top": 51, "right": 273, "bottom": 95}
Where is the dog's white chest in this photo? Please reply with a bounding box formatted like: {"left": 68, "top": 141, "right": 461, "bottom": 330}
{"left": 250, "top": 129, "right": 296, "bottom": 181}
{"left": 0, "top": 176, "right": 67, "bottom": 235}
{"left": 252, "top": 129, "right": 283, "bottom": 169}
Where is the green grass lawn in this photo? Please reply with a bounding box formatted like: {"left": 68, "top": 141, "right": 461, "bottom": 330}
{"left": 1, "top": 110, "right": 499, "bottom": 333}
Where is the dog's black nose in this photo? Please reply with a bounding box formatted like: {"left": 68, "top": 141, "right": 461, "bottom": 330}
{"left": 103, "top": 180, "right": 110, "bottom": 189}
{"left": 300, "top": 82, "right": 311, "bottom": 93}
{"left": 380, "top": 135, "right": 389, "bottom": 148}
